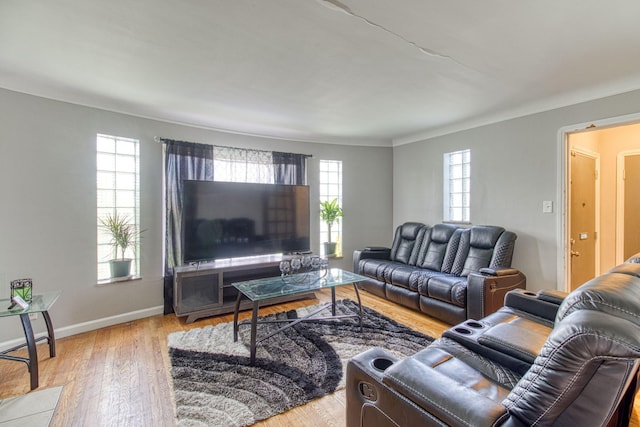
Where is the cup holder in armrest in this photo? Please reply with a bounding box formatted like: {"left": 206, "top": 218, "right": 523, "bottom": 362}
{"left": 443, "top": 319, "right": 535, "bottom": 375}
{"left": 465, "top": 321, "right": 485, "bottom": 329}
{"left": 443, "top": 321, "right": 489, "bottom": 351}
{"left": 371, "top": 357, "right": 394, "bottom": 372}
{"left": 451, "top": 321, "right": 486, "bottom": 335}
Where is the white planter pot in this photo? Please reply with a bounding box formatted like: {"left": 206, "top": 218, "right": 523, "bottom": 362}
{"left": 109, "top": 259, "right": 132, "bottom": 278}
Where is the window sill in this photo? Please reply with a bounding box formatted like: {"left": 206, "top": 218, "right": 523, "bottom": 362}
{"left": 442, "top": 220, "right": 472, "bottom": 226}
{"left": 96, "top": 275, "right": 142, "bottom": 286}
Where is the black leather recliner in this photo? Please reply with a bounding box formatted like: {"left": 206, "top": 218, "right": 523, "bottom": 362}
{"left": 346, "top": 259, "right": 640, "bottom": 427}
{"left": 354, "top": 222, "right": 526, "bottom": 324}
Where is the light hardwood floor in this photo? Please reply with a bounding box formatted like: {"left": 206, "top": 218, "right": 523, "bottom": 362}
{"left": 0, "top": 287, "right": 638, "bottom": 426}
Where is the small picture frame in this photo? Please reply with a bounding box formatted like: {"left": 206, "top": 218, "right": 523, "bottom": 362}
{"left": 10, "top": 278, "right": 33, "bottom": 303}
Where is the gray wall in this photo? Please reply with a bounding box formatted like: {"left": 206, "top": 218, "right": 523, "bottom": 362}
{"left": 4, "top": 84, "right": 640, "bottom": 345}
{"left": 0, "top": 88, "right": 393, "bottom": 344}
{"left": 393, "top": 88, "right": 640, "bottom": 292}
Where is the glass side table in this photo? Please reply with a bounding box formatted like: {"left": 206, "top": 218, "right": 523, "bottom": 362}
{"left": 0, "top": 291, "right": 61, "bottom": 389}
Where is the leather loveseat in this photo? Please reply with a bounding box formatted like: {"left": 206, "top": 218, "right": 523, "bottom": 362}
{"left": 346, "top": 259, "right": 640, "bottom": 427}
{"left": 353, "top": 222, "right": 526, "bottom": 324}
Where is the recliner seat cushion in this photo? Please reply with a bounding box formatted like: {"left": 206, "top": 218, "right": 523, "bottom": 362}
{"left": 389, "top": 265, "right": 422, "bottom": 290}
{"left": 420, "top": 275, "right": 467, "bottom": 307}
{"left": 360, "top": 259, "right": 406, "bottom": 282}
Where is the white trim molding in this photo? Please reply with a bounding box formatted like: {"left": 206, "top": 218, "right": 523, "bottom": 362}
{"left": 0, "top": 305, "right": 164, "bottom": 352}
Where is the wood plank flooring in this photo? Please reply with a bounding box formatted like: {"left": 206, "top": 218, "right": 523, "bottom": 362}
{"left": 0, "top": 287, "right": 638, "bottom": 426}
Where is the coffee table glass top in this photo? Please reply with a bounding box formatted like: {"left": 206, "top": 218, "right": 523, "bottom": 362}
{"left": 0, "top": 292, "right": 61, "bottom": 318}
{"left": 233, "top": 268, "right": 367, "bottom": 301}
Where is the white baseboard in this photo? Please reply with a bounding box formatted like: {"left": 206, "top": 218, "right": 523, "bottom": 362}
{"left": 0, "top": 305, "right": 165, "bottom": 352}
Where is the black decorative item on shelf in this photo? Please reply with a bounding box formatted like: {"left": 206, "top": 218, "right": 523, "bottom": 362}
{"left": 10, "top": 278, "right": 33, "bottom": 303}
{"left": 279, "top": 255, "right": 329, "bottom": 279}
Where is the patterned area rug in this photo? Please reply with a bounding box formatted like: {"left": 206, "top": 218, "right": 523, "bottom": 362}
{"left": 168, "top": 299, "right": 433, "bottom": 427}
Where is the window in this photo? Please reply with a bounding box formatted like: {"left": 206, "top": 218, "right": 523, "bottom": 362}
{"left": 443, "top": 149, "right": 470, "bottom": 223}
{"left": 213, "top": 146, "right": 274, "bottom": 183}
{"left": 319, "top": 160, "right": 343, "bottom": 256}
{"left": 96, "top": 134, "right": 141, "bottom": 282}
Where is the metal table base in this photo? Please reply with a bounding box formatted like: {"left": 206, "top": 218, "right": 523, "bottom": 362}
{"left": 0, "top": 310, "right": 56, "bottom": 390}
{"left": 233, "top": 283, "right": 363, "bottom": 365}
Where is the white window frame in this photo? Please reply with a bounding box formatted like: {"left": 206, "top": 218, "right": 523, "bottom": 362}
{"left": 96, "top": 134, "right": 141, "bottom": 283}
{"left": 443, "top": 149, "right": 471, "bottom": 223}
{"left": 319, "top": 160, "right": 343, "bottom": 256}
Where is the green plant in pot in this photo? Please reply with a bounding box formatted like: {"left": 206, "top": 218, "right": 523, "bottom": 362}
{"left": 320, "top": 199, "right": 343, "bottom": 257}
{"left": 99, "top": 212, "right": 144, "bottom": 279}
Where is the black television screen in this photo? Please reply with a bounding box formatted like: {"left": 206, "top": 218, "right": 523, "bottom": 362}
{"left": 181, "top": 180, "right": 311, "bottom": 263}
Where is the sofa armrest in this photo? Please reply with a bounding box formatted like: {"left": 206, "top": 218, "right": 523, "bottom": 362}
{"left": 467, "top": 269, "right": 527, "bottom": 320}
{"left": 537, "top": 289, "right": 567, "bottom": 305}
{"left": 383, "top": 358, "right": 509, "bottom": 427}
{"left": 346, "top": 347, "right": 517, "bottom": 427}
{"left": 503, "top": 288, "right": 565, "bottom": 322}
{"left": 479, "top": 267, "right": 520, "bottom": 276}
{"left": 353, "top": 248, "right": 391, "bottom": 273}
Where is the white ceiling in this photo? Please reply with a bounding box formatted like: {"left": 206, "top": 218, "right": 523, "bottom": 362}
{"left": 2, "top": 0, "right": 640, "bottom": 146}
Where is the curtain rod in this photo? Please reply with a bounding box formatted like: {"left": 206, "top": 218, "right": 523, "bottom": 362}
{"left": 153, "top": 136, "right": 312, "bottom": 158}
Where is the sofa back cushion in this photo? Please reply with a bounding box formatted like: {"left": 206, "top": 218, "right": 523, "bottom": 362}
{"left": 390, "top": 222, "right": 427, "bottom": 265}
{"left": 504, "top": 268, "right": 640, "bottom": 426}
{"left": 416, "top": 224, "right": 461, "bottom": 272}
{"left": 450, "top": 226, "right": 513, "bottom": 276}
{"left": 556, "top": 262, "right": 640, "bottom": 327}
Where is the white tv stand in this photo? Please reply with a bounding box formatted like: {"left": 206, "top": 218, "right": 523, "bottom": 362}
{"left": 173, "top": 254, "right": 315, "bottom": 323}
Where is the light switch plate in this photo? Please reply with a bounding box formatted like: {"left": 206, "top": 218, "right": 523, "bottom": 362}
{"left": 542, "top": 200, "right": 553, "bottom": 213}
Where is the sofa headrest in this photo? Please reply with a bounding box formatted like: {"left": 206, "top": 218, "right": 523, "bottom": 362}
{"left": 400, "top": 222, "right": 426, "bottom": 239}
{"left": 469, "top": 226, "right": 505, "bottom": 249}
{"left": 608, "top": 262, "right": 640, "bottom": 278}
{"left": 557, "top": 266, "right": 640, "bottom": 327}
{"left": 430, "top": 223, "right": 459, "bottom": 243}
{"left": 625, "top": 252, "right": 640, "bottom": 264}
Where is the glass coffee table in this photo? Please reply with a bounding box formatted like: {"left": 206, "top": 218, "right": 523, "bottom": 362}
{"left": 233, "top": 268, "right": 368, "bottom": 364}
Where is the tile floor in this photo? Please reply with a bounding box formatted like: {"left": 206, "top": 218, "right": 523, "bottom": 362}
{"left": 0, "top": 386, "right": 61, "bottom": 427}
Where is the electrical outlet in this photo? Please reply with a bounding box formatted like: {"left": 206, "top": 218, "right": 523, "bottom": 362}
{"left": 29, "top": 313, "right": 37, "bottom": 321}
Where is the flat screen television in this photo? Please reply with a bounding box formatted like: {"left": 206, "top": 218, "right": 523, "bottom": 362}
{"left": 181, "top": 180, "right": 311, "bottom": 263}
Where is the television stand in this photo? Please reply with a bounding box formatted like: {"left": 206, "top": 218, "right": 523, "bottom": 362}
{"left": 173, "top": 255, "right": 315, "bottom": 323}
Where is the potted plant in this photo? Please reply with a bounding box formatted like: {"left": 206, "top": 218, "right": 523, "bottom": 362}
{"left": 99, "top": 212, "right": 144, "bottom": 278}
{"left": 320, "top": 198, "right": 343, "bottom": 257}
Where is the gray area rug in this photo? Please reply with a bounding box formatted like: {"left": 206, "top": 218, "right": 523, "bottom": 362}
{"left": 168, "top": 299, "right": 433, "bottom": 427}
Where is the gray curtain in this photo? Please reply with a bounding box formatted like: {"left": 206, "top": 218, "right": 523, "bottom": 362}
{"left": 272, "top": 151, "right": 309, "bottom": 185}
{"left": 162, "top": 139, "right": 213, "bottom": 313}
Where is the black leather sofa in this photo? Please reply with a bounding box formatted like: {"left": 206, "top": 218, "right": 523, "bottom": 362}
{"left": 353, "top": 222, "right": 526, "bottom": 324}
{"left": 346, "top": 259, "right": 640, "bottom": 427}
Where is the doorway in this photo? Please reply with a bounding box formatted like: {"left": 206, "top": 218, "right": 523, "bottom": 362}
{"left": 563, "top": 120, "right": 640, "bottom": 291}
{"left": 568, "top": 148, "right": 599, "bottom": 291}
{"left": 617, "top": 150, "right": 640, "bottom": 263}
